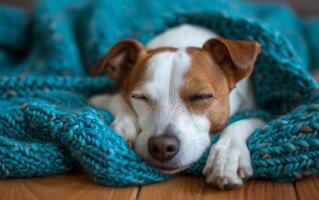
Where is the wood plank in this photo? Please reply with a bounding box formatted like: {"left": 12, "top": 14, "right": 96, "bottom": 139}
{"left": 138, "top": 176, "right": 205, "bottom": 200}
{"left": 0, "top": 172, "right": 139, "bottom": 200}
{"left": 295, "top": 174, "right": 319, "bottom": 200}
{"left": 201, "top": 179, "right": 297, "bottom": 200}
{"left": 138, "top": 175, "right": 297, "bottom": 200}
{"left": 0, "top": 173, "right": 303, "bottom": 200}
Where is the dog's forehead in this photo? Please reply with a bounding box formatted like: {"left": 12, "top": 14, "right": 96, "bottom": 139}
{"left": 143, "top": 49, "right": 191, "bottom": 99}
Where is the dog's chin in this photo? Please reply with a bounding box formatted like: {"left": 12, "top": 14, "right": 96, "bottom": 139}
{"left": 146, "top": 163, "right": 190, "bottom": 175}
{"left": 157, "top": 165, "right": 190, "bottom": 175}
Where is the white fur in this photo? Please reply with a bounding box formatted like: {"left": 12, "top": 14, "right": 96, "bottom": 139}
{"left": 133, "top": 50, "right": 210, "bottom": 169}
{"left": 89, "top": 24, "right": 265, "bottom": 189}
{"left": 203, "top": 118, "right": 265, "bottom": 189}
{"left": 89, "top": 93, "right": 139, "bottom": 147}
{"left": 147, "top": 24, "right": 217, "bottom": 49}
{"left": 229, "top": 78, "right": 255, "bottom": 115}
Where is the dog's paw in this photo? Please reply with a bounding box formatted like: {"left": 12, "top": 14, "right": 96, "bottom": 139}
{"left": 203, "top": 138, "right": 252, "bottom": 189}
{"left": 111, "top": 116, "right": 139, "bottom": 147}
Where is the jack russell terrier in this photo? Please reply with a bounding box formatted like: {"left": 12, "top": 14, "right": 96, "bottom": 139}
{"left": 90, "top": 24, "right": 265, "bottom": 189}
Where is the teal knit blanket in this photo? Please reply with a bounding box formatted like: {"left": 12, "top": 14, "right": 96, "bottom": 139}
{"left": 1, "top": 0, "right": 319, "bottom": 186}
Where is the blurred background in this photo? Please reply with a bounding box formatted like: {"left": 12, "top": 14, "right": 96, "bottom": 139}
{"left": 0, "top": 0, "right": 318, "bottom": 17}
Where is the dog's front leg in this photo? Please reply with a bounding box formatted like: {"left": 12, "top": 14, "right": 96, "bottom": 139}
{"left": 203, "top": 118, "right": 265, "bottom": 189}
{"left": 89, "top": 93, "right": 140, "bottom": 147}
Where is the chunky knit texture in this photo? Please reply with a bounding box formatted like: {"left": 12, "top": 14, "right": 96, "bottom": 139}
{"left": 1, "top": 0, "right": 319, "bottom": 186}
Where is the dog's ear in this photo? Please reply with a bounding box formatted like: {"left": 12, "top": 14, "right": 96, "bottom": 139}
{"left": 91, "top": 39, "right": 145, "bottom": 83}
{"left": 203, "top": 38, "right": 261, "bottom": 89}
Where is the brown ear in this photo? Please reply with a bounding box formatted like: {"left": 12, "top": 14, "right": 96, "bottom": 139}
{"left": 91, "top": 39, "right": 145, "bottom": 83}
{"left": 203, "top": 38, "right": 261, "bottom": 89}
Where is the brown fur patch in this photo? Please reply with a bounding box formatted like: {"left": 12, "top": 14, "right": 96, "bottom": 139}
{"left": 181, "top": 47, "right": 231, "bottom": 133}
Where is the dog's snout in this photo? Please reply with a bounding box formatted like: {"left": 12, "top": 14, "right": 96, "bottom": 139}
{"left": 148, "top": 134, "right": 180, "bottom": 161}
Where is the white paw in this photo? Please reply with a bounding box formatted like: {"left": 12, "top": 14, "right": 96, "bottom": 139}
{"left": 112, "top": 116, "right": 139, "bottom": 147}
{"left": 203, "top": 138, "right": 252, "bottom": 189}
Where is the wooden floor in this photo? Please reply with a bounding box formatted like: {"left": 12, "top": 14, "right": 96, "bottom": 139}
{"left": 0, "top": 172, "right": 318, "bottom": 200}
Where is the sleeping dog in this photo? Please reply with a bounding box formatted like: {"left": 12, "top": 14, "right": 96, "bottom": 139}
{"left": 90, "top": 24, "right": 264, "bottom": 189}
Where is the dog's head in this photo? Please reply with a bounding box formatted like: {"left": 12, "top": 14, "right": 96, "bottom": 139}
{"left": 93, "top": 38, "right": 260, "bottom": 174}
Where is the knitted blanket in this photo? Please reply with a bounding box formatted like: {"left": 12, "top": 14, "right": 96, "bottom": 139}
{"left": 1, "top": 0, "right": 319, "bottom": 186}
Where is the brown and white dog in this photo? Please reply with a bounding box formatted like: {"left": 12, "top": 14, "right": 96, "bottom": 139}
{"left": 90, "top": 24, "right": 265, "bottom": 189}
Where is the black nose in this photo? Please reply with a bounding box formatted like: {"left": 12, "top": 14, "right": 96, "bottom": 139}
{"left": 148, "top": 134, "right": 180, "bottom": 161}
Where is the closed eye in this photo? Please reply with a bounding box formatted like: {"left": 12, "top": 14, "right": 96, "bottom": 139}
{"left": 131, "top": 94, "right": 149, "bottom": 102}
{"left": 188, "top": 94, "right": 214, "bottom": 102}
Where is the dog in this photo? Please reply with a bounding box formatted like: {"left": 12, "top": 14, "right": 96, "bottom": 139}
{"left": 90, "top": 24, "right": 265, "bottom": 189}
